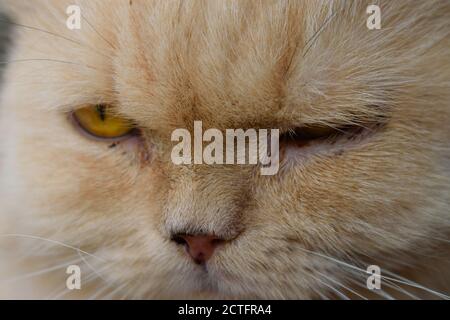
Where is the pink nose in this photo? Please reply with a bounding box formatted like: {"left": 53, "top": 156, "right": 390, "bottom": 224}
{"left": 173, "top": 234, "right": 224, "bottom": 264}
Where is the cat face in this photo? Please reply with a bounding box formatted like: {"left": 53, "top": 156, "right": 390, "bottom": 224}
{"left": 0, "top": 0, "right": 449, "bottom": 299}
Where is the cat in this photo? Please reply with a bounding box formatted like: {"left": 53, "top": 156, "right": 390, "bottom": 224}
{"left": 0, "top": 0, "right": 449, "bottom": 299}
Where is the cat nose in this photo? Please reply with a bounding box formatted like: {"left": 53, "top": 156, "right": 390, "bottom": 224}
{"left": 171, "top": 234, "right": 225, "bottom": 264}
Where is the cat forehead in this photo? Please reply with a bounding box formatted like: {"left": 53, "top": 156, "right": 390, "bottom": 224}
{"left": 110, "top": 1, "right": 313, "bottom": 129}
{"left": 110, "top": 1, "right": 382, "bottom": 131}
{"left": 107, "top": 0, "right": 353, "bottom": 130}
{"left": 13, "top": 1, "right": 382, "bottom": 130}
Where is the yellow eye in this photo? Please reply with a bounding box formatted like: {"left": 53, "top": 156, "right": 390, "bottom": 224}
{"left": 72, "top": 104, "right": 135, "bottom": 140}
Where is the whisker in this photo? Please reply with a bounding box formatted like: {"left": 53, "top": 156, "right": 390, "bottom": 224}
{"left": 295, "top": 246, "right": 450, "bottom": 299}
{"left": 343, "top": 273, "right": 395, "bottom": 300}
{"left": 303, "top": 9, "right": 339, "bottom": 57}
{"left": 0, "top": 233, "right": 107, "bottom": 263}
{"left": 346, "top": 268, "right": 418, "bottom": 300}
{"left": 382, "top": 269, "right": 449, "bottom": 300}
{"left": 0, "top": 19, "right": 83, "bottom": 47}
{"left": 383, "top": 278, "right": 420, "bottom": 300}
{"left": 47, "top": 262, "right": 112, "bottom": 300}
{"left": 0, "top": 59, "right": 99, "bottom": 71}
{"left": 0, "top": 18, "right": 109, "bottom": 58}
{"left": 312, "top": 288, "right": 330, "bottom": 300}
{"left": 316, "top": 271, "right": 368, "bottom": 300}
{"left": 1, "top": 256, "right": 82, "bottom": 284}
{"left": 80, "top": 14, "right": 116, "bottom": 50}
{"left": 77, "top": 251, "right": 109, "bottom": 284}
{"left": 309, "top": 273, "right": 350, "bottom": 300}
{"left": 87, "top": 284, "right": 112, "bottom": 300}
{"left": 80, "top": 260, "right": 125, "bottom": 300}
{"left": 100, "top": 281, "right": 129, "bottom": 300}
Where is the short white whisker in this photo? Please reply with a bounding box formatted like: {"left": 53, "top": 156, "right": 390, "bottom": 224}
{"left": 316, "top": 271, "right": 368, "bottom": 300}
{"left": 0, "top": 233, "right": 108, "bottom": 263}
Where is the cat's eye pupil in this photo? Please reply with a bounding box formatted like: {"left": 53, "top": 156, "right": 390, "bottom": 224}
{"left": 96, "top": 104, "right": 107, "bottom": 121}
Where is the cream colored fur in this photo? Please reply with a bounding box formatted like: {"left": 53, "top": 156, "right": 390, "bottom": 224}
{"left": 0, "top": 0, "right": 449, "bottom": 299}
